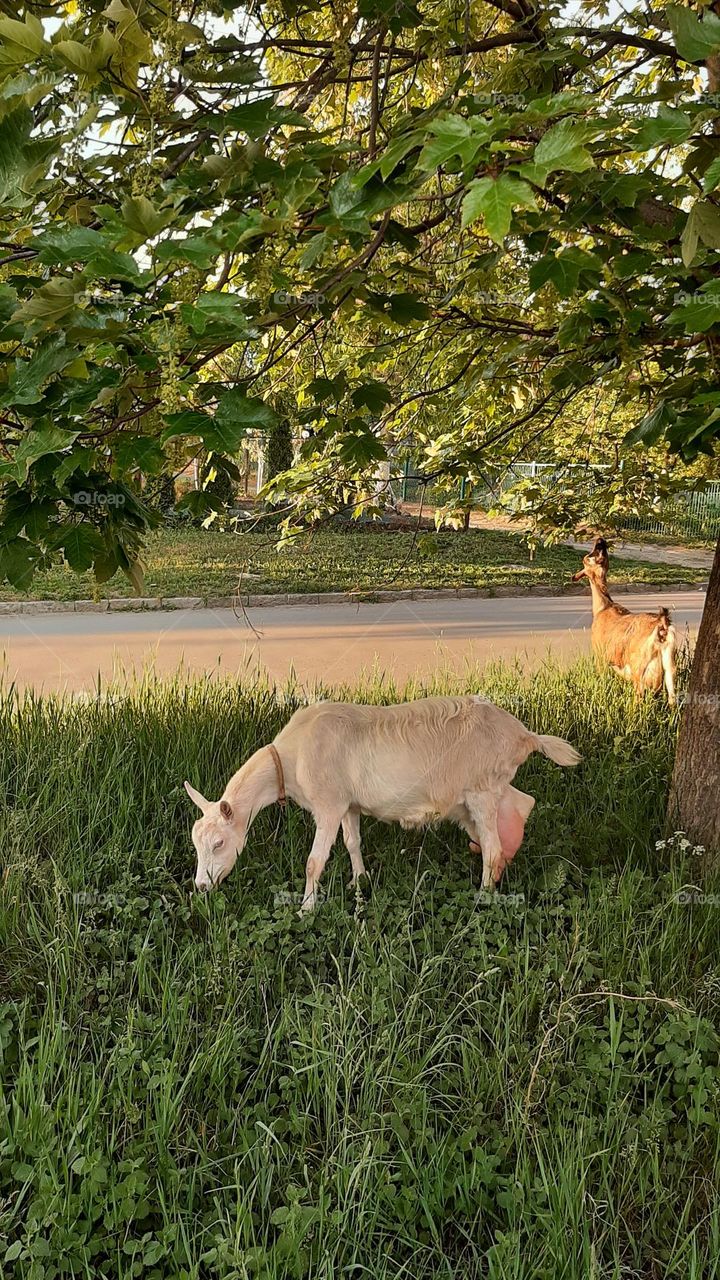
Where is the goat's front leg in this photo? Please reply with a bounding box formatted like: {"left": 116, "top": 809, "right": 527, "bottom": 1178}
{"left": 341, "top": 809, "right": 366, "bottom": 885}
{"left": 300, "top": 814, "right": 342, "bottom": 912}
{"left": 465, "top": 792, "right": 502, "bottom": 890}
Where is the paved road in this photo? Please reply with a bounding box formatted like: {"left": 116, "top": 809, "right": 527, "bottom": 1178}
{"left": 0, "top": 590, "right": 705, "bottom": 694}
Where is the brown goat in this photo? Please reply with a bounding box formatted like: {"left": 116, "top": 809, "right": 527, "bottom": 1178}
{"left": 573, "top": 538, "right": 677, "bottom": 703}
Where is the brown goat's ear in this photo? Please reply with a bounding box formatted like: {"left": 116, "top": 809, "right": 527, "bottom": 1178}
{"left": 591, "top": 537, "right": 609, "bottom": 569}
{"left": 219, "top": 799, "right": 233, "bottom": 821}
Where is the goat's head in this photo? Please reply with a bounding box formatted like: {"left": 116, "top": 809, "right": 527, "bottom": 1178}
{"left": 185, "top": 781, "right": 247, "bottom": 891}
{"left": 572, "top": 537, "right": 610, "bottom": 583}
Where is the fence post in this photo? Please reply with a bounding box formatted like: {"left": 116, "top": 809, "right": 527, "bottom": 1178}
{"left": 402, "top": 457, "right": 410, "bottom": 502}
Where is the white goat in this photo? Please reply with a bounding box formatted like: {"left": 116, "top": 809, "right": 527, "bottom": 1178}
{"left": 185, "top": 695, "right": 581, "bottom": 910}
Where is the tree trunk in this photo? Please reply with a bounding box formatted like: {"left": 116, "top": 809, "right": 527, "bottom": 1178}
{"left": 668, "top": 534, "right": 720, "bottom": 858}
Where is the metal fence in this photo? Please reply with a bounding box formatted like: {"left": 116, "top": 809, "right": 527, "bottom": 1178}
{"left": 396, "top": 459, "right": 720, "bottom": 543}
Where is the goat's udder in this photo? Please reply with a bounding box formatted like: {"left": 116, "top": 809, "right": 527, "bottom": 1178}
{"left": 468, "top": 796, "right": 528, "bottom": 879}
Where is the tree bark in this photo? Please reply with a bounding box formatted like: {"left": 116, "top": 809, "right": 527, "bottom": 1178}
{"left": 668, "top": 534, "right": 720, "bottom": 858}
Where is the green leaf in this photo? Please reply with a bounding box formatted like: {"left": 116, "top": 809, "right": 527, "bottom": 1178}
{"left": 667, "top": 4, "right": 720, "bottom": 63}
{"left": 531, "top": 120, "right": 595, "bottom": 178}
{"left": 54, "top": 40, "right": 95, "bottom": 74}
{"left": 162, "top": 410, "right": 212, "bottom": 442}
{"left": 34, "top": 227, "right": 139, "bottom": 280}
{"left": 529, "top": 247, "right": 603, "bottom": 297}
{"left": 0, "top": 536, "right": 41, "bottom": 590}
{"left": 120, "top": 195, "right": 168, "bottom": 238}
{"left": 351, "top": 380, "right": 393, "bottom": 412}
{"left": 0, "top": 103, "right": 53, "bottom": 204}
{"left": 211, "top": 99, "right": 309, "bottom": 139}
{"left": 155, "top": 234, "right": 221, "bottom": 269}
{"left": 556, "top": 310, "right": 593, "bottom": 350}
{"left": 385, "top": 293, "right": 430, "bottom": 323}
{"left": 0, "top": 17, "right": 45, "bottom": 61}
{"left": 625, "top": 401, "right": 674, "bottom": 447}
{"left": 54, "top": 446, "right": 98, "bottom": 487}
{"left": 461, "top": 175, "right": 537, "bottom": 241}
{"left": 681, "top": 198, "right": 720, "bottom": 267}
{"left": 0, "top": 425, "right": 79, "bottom": 484}
{"left": 180, "top": 293, "right": 254, "bottom": 338}
{"left": 702, "top": 154, "right": 720, "bottom": 194}
{"left": 299, "top": 232, "right": 329, "bottom": 269}
{"left": 339, "top": 429, "right": 387, "bottom": 466}
{"left": 112, "top": 436, "right": 165, "bottom": 473}
{"left": 329, "top": 171, "right": 365, "bottom": 220}
{"left": 2, "top": 339, "right": 73, "bottom": 406}
{"left": 418, "top": 116, "right": 492, "bottom": 171}
{"left": 11, "top": 277, "right": 81, "bottom": 333}
{"left": 632, "top": 106, "right": 693, "bottom": 152}
{"left": 307, "top": 373, "right": 346, "bottom": 401}
{"left": 58, "top": 524, "right": 101, "bottom": 573}
{"left": 667, "top": 283, "right": 720, "bottom": 333}
{"left": 176, "top": 489, "right": 224, "bottom": 518}
{"left": 356, "top": 132, "right": 422, "bottom": 185}
{"left": 215, "top": 389, "right": 278, "bottom": 433}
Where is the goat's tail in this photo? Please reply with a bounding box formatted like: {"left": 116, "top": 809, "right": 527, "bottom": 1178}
{"left": 654, "top": 607, "right": 672, "bottom": 645}
{"left": 534, "top": 734, "right": 582, "bottom": 767}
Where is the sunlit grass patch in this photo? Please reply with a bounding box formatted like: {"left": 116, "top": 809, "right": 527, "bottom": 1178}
{"left": 0, "top": 526, "right": 701, "bottom": 602}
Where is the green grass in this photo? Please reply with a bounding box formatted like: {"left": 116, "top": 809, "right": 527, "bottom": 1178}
{"left": 2, "top": 660, "right": 720, "bottom": 1278}
{"left": 0, "top": 526, "right": 705, "bottom": 602}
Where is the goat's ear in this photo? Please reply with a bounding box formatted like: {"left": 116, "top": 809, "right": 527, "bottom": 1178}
{"left": 219, "top": 799, "right": 233, "bottom": 821}
{"left": 184, "top": 780, "right": 210, "bottom": 813}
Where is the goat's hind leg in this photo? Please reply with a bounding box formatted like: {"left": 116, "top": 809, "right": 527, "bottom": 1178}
{"left": 341, "top": 809, "right": 366, "bottom": 886}
{"left": 465, "top": 792, "right": 502, "bottom": 891}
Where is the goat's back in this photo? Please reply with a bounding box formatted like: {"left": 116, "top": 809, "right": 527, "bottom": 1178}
{"left": 275, "top": 696, "right": 537, "bottom": 821}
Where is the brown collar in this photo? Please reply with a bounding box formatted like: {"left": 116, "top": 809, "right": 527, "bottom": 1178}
{"left": 267, "top": 743, "right": 286, "bottom": 807}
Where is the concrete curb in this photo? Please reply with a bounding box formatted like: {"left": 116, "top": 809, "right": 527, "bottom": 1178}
{"left": 0, "top": 580, "right": 708, "bottom": 616}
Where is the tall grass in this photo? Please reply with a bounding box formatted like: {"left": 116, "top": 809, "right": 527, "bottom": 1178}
{"left": 1, "top": 662, "right": 719, "bottom": 1278}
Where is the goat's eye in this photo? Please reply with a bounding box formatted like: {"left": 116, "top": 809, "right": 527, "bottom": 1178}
{"left": 212, "top": 839, "right": 224, "bottom": 851}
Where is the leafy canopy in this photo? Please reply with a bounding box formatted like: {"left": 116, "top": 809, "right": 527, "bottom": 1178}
{"left": 1, "top": 0, "right": 720, "bottom": 581}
